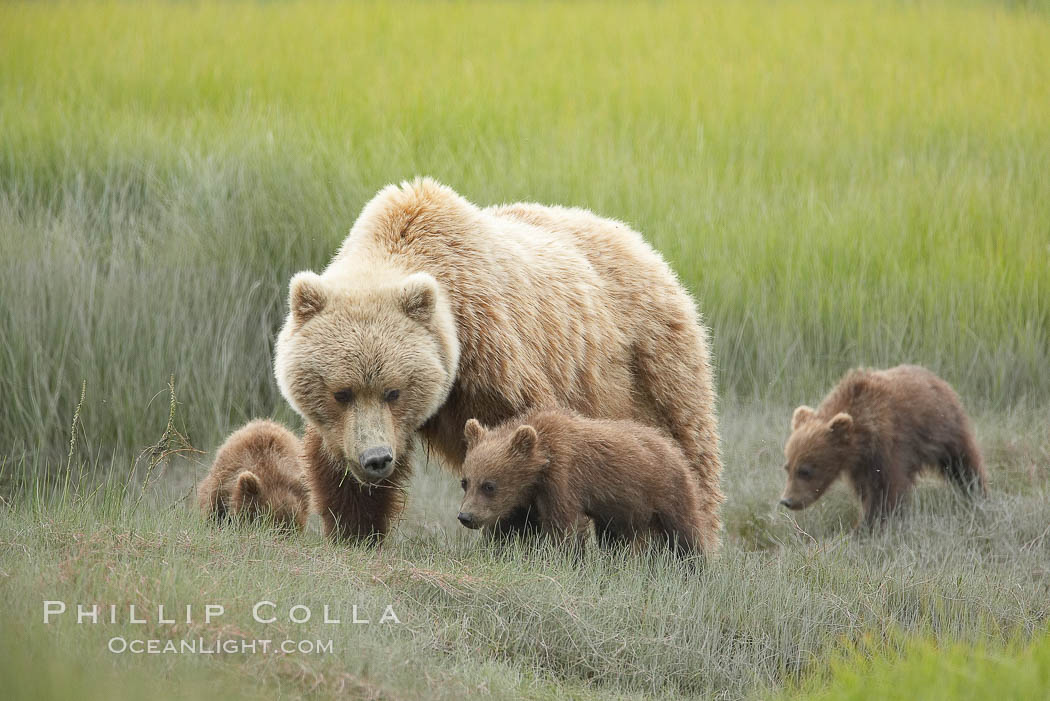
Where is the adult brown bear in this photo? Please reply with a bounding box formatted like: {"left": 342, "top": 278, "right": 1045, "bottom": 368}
{"left": 274, "top": 178, "right": 723, "bottom": 552}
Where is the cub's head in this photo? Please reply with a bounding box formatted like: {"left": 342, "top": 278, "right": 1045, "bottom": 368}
{"left": 457, "top": 418, "right": 546, "bottom": 530}
{"left": 779, "top": 406, "right": 856, "bottom": 511}
{"left": 230, "top": 471, "right": 310, "bottom": 532}
{"left": 274, "top": 270, "right": 459, "bottom": 484}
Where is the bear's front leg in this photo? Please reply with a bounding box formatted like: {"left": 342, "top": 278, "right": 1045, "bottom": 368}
{"left": 535, "top": 491, "right": 589, "bottom": 555}
{"left": 484, "top": 504, "right": 543, "bottom": 543}
{"left": 859, "top": 481, "right": 907, "bottom": 530}
{"left": 302, "top": 426, "right": 409, "bottom": 544}
{"left": 320, "top": 473, "right": 410, "bottom": 542}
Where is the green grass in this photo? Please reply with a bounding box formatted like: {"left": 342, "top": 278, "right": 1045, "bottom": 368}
{"left": 2, "top": 403, "right": 1047, "bottom": 700}
{"left": 776, "top": 628, "right": 1050, "bottom": 701}
{"left": 2, "top": 0, "right": 1049, "bottom": 461}
{"left": 1, "top": 1, "right": 1049, "bottom": 699}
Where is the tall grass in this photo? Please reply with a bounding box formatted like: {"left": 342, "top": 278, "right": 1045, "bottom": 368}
{"left": 1, "top": 400, "right": 1048, "bottom": 700}
{"left": 2, "top": 0, "right": 1049, "bottom": 465}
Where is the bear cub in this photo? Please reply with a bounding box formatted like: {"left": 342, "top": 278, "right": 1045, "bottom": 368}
{"left": 457, "top": 408, "right": 707, "bottom": 556}
{"left": 780, "top": 364, "right": 986, "bottom": 527}
{"left": 197, "top": 420, "right": 310, "bottom": 532}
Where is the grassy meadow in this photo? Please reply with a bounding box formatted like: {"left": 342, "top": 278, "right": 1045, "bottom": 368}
{"left": 1, "top": 1, "right": 1049, "bottom": 699}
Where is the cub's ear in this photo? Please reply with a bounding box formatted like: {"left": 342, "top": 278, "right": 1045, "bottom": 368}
{"left": 289, "top": 271, "right": 328, "bottom": 325}
{"left": 828, "top": 412, "right": 853, "bottom": 437}
{"left": 510, "top": 425, "right": 537, "bottom": 456}
{"left": 399, "top": 273, "right": 439, "bottom": 323}
{"left": 464, "top": 418, "right": 486, "bottom": 448}
{"left": 792, "top": 405, "right": 816, "bottom": 430}
{"left": 234, "top": 471, "right": 262, "bottom": 504}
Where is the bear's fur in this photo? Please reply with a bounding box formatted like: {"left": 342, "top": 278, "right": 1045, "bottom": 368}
{"left": 197, "top": 420, "right": 310, "bottom": 532}
{"left": 457, "top": 408, "right": 708, "bottom": 556}
{"left": 274, "top": 178, "right": 722, "bottom": 550}
{"left": 780, "top": 365, "right": 986, "bottom": 527}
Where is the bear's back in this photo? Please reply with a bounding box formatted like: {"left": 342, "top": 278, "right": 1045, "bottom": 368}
{"left": 531, "top": 408, "right": 690, "bottom": 493}
{"left": 207, "top": 420, "right": 304, "bottom": 494}
{"left": 821, "top": 365, "right": 969, "bottom": 449}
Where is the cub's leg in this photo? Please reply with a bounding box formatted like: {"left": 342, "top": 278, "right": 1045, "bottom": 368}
{"left": 535, "top": 490, "right": 589, "bottom": 554}
{"left": 484, "top": 504, "right": 543, "bottom": 543}
{"left": 859, "top": 479, "right": 909, "bottom": 530}
{"left": 594, "top": 519, "right": 631, "bottom": 550}
{"left": 940, "top": 432, "right": 988, "bottom": 497}
{"left": 654, "top": 509, "right": 703, "bottom": 558}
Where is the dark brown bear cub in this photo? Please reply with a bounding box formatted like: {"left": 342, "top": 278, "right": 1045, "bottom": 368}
{"left": 457, "top": 408, "right": 709, "bottom": 556}
{"left": 780, "top": 364, "right": 986, "bottom": 527}
{"left": 197, "top": 420, "right": 309, "bottom": 532}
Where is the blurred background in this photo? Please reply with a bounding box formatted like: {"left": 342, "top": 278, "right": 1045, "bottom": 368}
{"left": 1, "top": 1, "right": 1047, "bottom": 470}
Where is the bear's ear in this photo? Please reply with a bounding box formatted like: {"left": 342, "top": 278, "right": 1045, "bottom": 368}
{"left": 234, "top": 471, "right": 262, "bottom": 503}
{"left": 828, "top": 412, "right": 853, "bottom": 437}
{"left": 289, "top": 271, "right": 328, "bottom": 325}
{"left": 464, "top": 418, "right": 486, "bottom": 448}
{"left": 510, "top": 425, "right": 538, "bottom": 456}
{"left": 792, "top": 405, "right": 816, "bottom": 430}
{"left": 399, "top": 273, "right": 439, "bottom": 324}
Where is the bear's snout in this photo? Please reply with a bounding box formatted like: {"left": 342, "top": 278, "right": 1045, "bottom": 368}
{"left": 779, "top": 497, "right": 800, "bottom": 510}
{"left": 458, "top": 512, "right": 479, "bottom": 529}
{"left": 359, "top": 446, "right": 394, "bottom": 479}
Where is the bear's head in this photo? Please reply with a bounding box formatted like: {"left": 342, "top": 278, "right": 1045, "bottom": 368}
{"left": 230, "top": 471, "right": 309, "bottom": 532}
{"left": 274, "top": 270, "right": 459, "bottom": 484}
{"left": 779, "top": 406, "right": 856, "bottom": 510}
{"left": 457, "top": 418, "right": 545, "bottom": 530}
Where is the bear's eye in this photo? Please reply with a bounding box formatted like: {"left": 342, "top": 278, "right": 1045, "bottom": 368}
{"left": 460, "top": 478, "right": 468, "bottom": 491}
{"left": 480, "top": 481, "right": 496, "bottom": 495}
{"left": 384, "top": 389, "right": 401, "bottom": 402}
{"left": 797, "top": 466, "right": 813, "bottom": 479}
{"left": 333, "top": 389, "right": 354, "bottom": 404}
